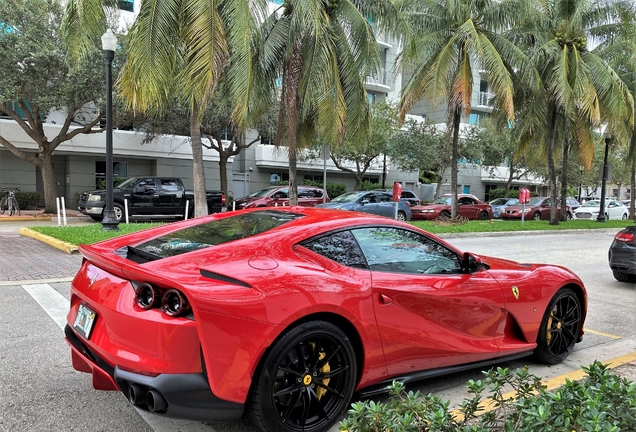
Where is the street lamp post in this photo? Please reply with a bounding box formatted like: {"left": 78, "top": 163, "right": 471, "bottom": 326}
{"left": 101, "top": 29, "right": 119, "bottom": 231}
{"left": 597, "top": 131, "right": 611, "bottom": 222}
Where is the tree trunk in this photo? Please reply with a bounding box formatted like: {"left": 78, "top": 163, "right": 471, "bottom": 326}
{"left": 354, "top": 176, "right": 362, "bottom": 191}
{"left": 560, "top": 141, "right": 570, "bottom": 221}
{"left": 190, "top": 103, "right": 208, "bottom": 218}
{"left": 450, "top": 107, "right": 461, "bottom": 218}
{"left": 547, "top": 106, "right": 559, "bottom": 225}
{"left": 219, "top": 153, "right": 229, "bottom": 199}
{"left": 504, "top": 168, "right": 514, "bottom": 198}
{"left": 39, "top": 152, "right": 57, "bottom": 214}
{"left": 284, "top": 50, "right": 302, "bottom": 206}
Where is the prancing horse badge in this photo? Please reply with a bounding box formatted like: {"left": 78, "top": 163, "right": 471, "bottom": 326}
{"left": 511, "top": 286, "right": 520, "bottom": 299}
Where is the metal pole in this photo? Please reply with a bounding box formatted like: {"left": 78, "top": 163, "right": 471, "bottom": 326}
{"left": 101, "top": 45, "right": 119, "bottom": 231}
{"left": 597, "top": 136, "right": 610, "bottom": 222}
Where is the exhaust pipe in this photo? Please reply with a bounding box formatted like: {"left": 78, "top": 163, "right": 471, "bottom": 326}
{"left": 128, "top": 384, "right": 147, "bottom": 407}
{"left": 146, "top": 389, "right": 168, "bottom": 412}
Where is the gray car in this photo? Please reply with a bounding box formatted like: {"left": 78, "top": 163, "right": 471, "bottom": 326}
{"left": 316, "top": 191, "right": 412, "bottom": 221}
{"left": 609, "top": 226, "right": 636, "bottom": 282}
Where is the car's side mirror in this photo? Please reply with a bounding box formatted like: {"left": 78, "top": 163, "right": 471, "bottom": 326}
{"left": 462, "top": 252, "right": 483, "bottom": 273}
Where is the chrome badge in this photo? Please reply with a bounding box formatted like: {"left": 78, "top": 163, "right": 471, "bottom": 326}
{"left": 511, "top": 286, "right": 519, "bottom": 299}
{"left": 88, "top": 271, "right": 98, "bottom": 287}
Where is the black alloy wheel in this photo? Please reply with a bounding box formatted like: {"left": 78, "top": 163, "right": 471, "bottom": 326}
{"left": 248, "top": 321, "right": 357, "bottom": 432}
{"left": 534, "top": 288, "right": 582, "bottom": 364}
{"left": 478, "top": 211, "right": 488, "bottom": 220}
{"left": 532, "top": 212, "right": 541, "bottom": 221}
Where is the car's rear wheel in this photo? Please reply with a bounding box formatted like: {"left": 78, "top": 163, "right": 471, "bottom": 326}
{"left": 612, "top": 270, "right": 636, "bottom": 283}
{"left": 396, "top": 211, "right": 406, "bottom": 221}
{"left": 532, "top": 212, "right": 541, "bottom": 221}
{"left": 248, "top": 321, "right": 357, "bottom": 432}
{"left": 478, "top": 211, "right": 488, "bottom": 220}
{"left": 534, "top": 288, "right": 582, "bottom": 365}
{"left": 439, "top": 210, "right": 451, "bottom": 219}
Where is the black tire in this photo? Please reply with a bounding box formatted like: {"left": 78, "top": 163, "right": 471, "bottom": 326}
{"left": 532, "top": 212, "right": 541, "bottom": 221}
{"left": 396, "top": 211, "right": 406, "bottom": 221}
{"left": 248, "top": 321, "right": 357, "bottom": 432}
{"left": 622, "top": 213, "right": 628, "bottom": 220}
{"left": 566, "top": 212, "right": 572, "bottom": 221}
{"left": 612, "top": 270, "right": 636, "bottom": 283}
{"left": 113, "top": 203, "right": 124, "bottom": 223}
{"left": 534, "top": 288, "right": 582, "bottom": 364}
{"left": 439, "top": 210, "right": 451, "bottom": 219}
{"left": 478, "top": 211, "right": 488, "bottom": 220}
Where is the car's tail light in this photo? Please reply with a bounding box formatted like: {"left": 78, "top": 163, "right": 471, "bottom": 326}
{"left": 221, "top": 194, "right": 226, "bottom": 205}
{"left": 161, "top": 289, "right": 191, "bottom": 317}
{"left": 614, "top": 231, "right": 635, "bottom": 242}
{"left": 135, "top": 283, "right": 159, "bottom": 310}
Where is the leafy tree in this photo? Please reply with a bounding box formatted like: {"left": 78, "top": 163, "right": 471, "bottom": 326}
{"left": 397, "top": 0, "right": 533, "bottom": 217}
{"left": 464, "top": 117, "right": 538, "bottom": 198}
{"left": 514, "top": 0, "right": 634, "bottom": 225}
{"left": 260, "top": 0, "right": 402, "bottom": 205}
{"left": 328, "top": 101, "right": 398, "bottom": 191}
{"left": 63, "top": 0, "right": 268, "bottom": 217}
{"left": 390, "top": 118, "right": 482, "bottom": 198}
{"left": 0, "top": 0, "right": 125, "bottom": 213}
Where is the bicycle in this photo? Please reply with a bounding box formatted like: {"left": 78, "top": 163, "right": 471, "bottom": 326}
{"left": 0, "top": 187, "right": 20, "bottom": 216}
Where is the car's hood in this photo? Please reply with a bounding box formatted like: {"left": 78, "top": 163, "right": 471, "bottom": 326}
{"left": 316, "top": 202, "right": 349, "bottom": 209}
{"left": 83, "top": 189, "right": 107, "bottom": 196}
{"left": 477, "top": 254, "right": 535, "bottom": 271}
{"left": 575, "top": 206, "right": 601, "bottom": 212}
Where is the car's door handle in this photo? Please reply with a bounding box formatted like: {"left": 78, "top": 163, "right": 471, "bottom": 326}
{"left": 378, "top": 293, "right": 392, "bottom": 305}
{"left": 153, "top": 194, "right": 160, "bottom": 197}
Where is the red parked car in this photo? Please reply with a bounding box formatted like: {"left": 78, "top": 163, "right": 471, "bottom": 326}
{"left": 233, "top": 185, "right": 329, "bottom": 209}
{"left": 500, "top": 197, "right": 572, "bottom": 220}
{"left": 410, "top": 194, "right": 493, "bottom": 220}
{"left": 66, "top": 208, "right": 586, "bottom": 432}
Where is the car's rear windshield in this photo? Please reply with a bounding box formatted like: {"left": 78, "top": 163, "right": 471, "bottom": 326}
{"left": 128, "top": 211, "right": 304, "bottom": 261}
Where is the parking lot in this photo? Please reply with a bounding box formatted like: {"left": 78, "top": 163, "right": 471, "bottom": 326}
{"left": 1, "top": 222, "right": 635, "bottom": 432}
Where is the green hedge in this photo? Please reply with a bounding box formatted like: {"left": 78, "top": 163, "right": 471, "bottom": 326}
{"left": 340, "top": 361, "right": 636, "bottom": 432}
{"left": 14, "top": 191, "right": 42, "bottom": 209}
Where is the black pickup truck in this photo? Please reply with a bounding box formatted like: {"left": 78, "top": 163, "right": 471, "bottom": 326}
{"left": 77, "top": 177, "right": 225, "bottom": 222}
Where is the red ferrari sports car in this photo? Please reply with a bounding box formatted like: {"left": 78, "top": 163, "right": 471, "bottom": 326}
{"left": 66, "top": 207, "right": 586, "bottom": 432}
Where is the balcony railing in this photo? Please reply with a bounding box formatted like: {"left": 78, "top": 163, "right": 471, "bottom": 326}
{"left": 366, "top": 68, "right": 388, "bottom": 86}
{"left": 478, "top": 91, "right": 494, "bottom": 106}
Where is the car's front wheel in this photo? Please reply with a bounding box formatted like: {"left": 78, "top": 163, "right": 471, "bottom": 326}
{"left": 622, "top": 213, "right": 628, "bottom": 220}
{"left": 532, "top": 212, "right": 541, "bottom": 221}
{"left": 248, "top": 321, "right": 357, "bottom": 432}
{"left": 534, "top": 288, "right": 582, "bottom": 365}
{"left": 439, "top": 210, "right": 451, "bottom": 219}
{"left": 113, "top": 203, "right": 124, "bottom": 222}
{"left": 478, "top": 211, "right": 489, "bottom": 220}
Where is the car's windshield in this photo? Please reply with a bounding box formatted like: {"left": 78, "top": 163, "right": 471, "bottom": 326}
{"left": 581, "top": 201, "right": 602, "bottom": 207}
{"left": 116, "top": 178, "right": 140, "bottom": 190}
{"left": 249, "top": 187, "right": 278, "bottom": 198}
{"left": 528, "top": 197, "right": 544, "bottom": 206}
{"left": 331, "top": 192, "right": 363, "bottom": 203}
{"left": 489, "top": 198, "right": 509, "bottom": 205}
{"left": 432, "top": 197, "right": 451, "bottom": 205}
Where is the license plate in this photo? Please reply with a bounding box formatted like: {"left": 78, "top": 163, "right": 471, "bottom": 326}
{"left": 73, "top": 304, "right": 97, "bottom": 340}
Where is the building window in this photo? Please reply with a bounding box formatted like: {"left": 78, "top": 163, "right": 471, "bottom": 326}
{"left": 95, "top": 161, "right": 128, "bottom": 189}
{"left": 118, "top": 0, "right": 134, "bottom": 12}
{"left": 463, "top": 185, "right": 471, "bottom": 194}
{"left": 270, "top": 172, "right": 288, "bottom": 184}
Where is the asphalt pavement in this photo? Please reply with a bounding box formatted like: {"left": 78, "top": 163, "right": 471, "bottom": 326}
{"left": 1, "top": 216, "right": 636, "bottom": 432}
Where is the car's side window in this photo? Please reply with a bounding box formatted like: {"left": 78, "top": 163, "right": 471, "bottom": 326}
{"left": 138, "top": 178, "right": 157, "bottom": 192}
{"left": 300, "top": 230, "right": 368, "bottom": 269}
{"left": 379, "top": 193, "right": 392, "bottom": 203}
{"left": 362, "top": 193, "right": 377, "bottom": 204}
{"left": 273, "top": 188, "right": 289, "bottom": 199}
{"left": 351, "top": 227, "right": 461, "bottom": 275}
{"left": 160, "top": 179, "right": 180, "bottom": 192}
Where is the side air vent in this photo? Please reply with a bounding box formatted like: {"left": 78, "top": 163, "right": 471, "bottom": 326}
{"left": 200, "top": 269, "right": 252, "bottom": 288}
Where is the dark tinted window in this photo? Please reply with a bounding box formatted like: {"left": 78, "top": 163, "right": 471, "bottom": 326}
{"left": 351, "top": 227, "right": 461, "bottom": 274}
{"left": 301, "top": 230, "right": 368, "bottom": 269}
{"left": 299, "top": 188, "right": 323, "bottom": 198}
{"left": 160, "top": 179, "right": 180, "bottom": 192}
{"left": 132, "top": 211, "right": 304, "bottom": 259}
{"left": 272, "top": 188, "right": 289, "bottom": 199}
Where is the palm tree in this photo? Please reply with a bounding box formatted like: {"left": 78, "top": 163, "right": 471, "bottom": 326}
{"left": 396, "top": 0, "right": 535, "bottom": 217}
{"left": 260, "top": 0, "right": 402, "bottom": 205}
{"left": 515, "top": 0, "right": 634, "bottom": 225}
{"left": 62, "top": 0, "right": 268, "bottom": 216}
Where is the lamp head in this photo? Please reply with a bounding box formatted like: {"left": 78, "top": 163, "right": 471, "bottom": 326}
{"left": 101, "top": 29, "right": 118, "bottom": 52}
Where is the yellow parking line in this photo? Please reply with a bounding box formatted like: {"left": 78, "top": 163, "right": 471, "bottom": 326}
{"left": 452, "top": 351, "right": 636, "bottom": 421}
{"left": 584, "top": 328, "right": 622, "bottom": 340}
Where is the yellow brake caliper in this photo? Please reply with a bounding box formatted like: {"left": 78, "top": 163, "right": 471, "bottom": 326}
{"left": 546, "top": 309, "right": 555, "bottom": 344}
{"left": 316, "top": 351, "right": 330, "bottom": 400}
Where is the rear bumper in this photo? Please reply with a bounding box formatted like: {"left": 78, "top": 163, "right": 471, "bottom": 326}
{"left": 609, "top": 243, "right": 636, "bottom": 275}
{"left": 65, "top": 324, "right": 243, "bottom": 422}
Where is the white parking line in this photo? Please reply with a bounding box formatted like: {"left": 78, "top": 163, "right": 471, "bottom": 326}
{"left": 21, "top": 282, "right": 219, "bottom": 432}
{"left": 22, "top": 283, "right": 68, "bottom": 330}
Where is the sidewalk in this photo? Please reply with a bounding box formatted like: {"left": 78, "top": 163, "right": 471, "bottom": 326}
{"left": 0, "top": 207, "right": 92, "bottom": 222}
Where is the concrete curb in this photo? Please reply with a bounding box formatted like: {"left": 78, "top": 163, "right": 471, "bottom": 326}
{"left": 18, "top": 227, "right": 79, "bottom": 254}
{"left": 0, "top": 216, "right": 53, "bottom": 222}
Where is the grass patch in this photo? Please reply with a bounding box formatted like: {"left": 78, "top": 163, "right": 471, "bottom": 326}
{"left": 412, "top": 218, "right": 634, "bottom": 234}
{"left": 28, "top": 218, "right": 634, "bottom": 246}
{"left": 29, "top": 222, "right": 162, "bottom": 246}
